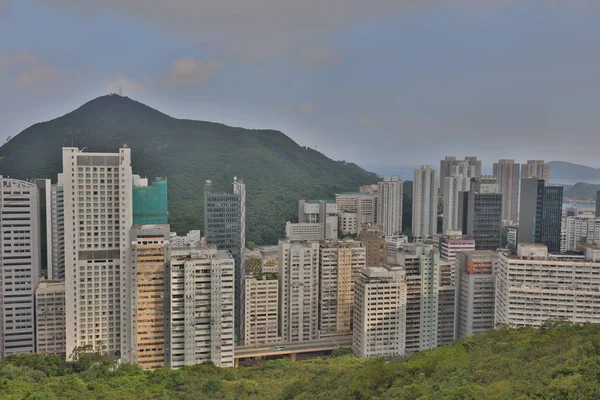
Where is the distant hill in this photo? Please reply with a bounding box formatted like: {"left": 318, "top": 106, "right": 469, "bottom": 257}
{"left": 564, "top": 182, "right": 600, "bottom": 201}
{"left": 0, "top": 94, "right": 377, "bottom": 244}
{"left": 549, "top": 161, "right": 600, "bottom": 181}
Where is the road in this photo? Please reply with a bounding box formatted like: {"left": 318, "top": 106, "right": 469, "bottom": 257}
{"left": 235, "top": 336, "right": 352, "bottom": 358}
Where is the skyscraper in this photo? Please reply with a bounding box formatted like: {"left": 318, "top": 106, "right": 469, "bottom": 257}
{"left": 352, "top": 265, "right": 406, "bottom": 358}
{"left": 458, "top": 178, "right": 503, "bottom": 251}
{"left": 521, "top": 160, "right": 550, "bottom": 181}
{"left": 49, "top": 175, "right": 65, "bottom": 280}
{"left": 376, "top": 177, "right": 403, "bottom": 236}
{"left": 519, "top": 178, "right": 563, "bottom": 253}
{"left": 122, "top": 224, "right": 170, "bottom": 370}
{"left": 442, "top": 175, "right": 471, "bottom": 234}
{"left": 63, "top": 147, "right": 133, "bottom": 359}
{"left": 278, "top": 240, "right": 320, "bottom": 342}
{"left": 440, "top": 156, "right": 481, "bottom": 194}
{"left": 493, "top": 159, "right": 520, "bottom": 224}
{"left": 0, "top": 177, "right": 40, "bottom": 358}
{"left": 412, "top": 166, "right": 439, "bottom": 242}
{"left": 204, "top": 178, "right": 245, "bottom": 342}
{"left": 358, "top": 223, "right": 386, "bottom": 266}
{"left": 168, "top": 247, "right": 235, "bottom": 368}
{"left": 132, "top": 176, "right": 168, "bottom": 225}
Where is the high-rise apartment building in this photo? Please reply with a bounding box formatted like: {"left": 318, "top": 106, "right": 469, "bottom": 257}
{"left": 519, "top": 179, "right": 563, "bottom": 253}
{"left": 395, "top": 245, "right": 453, "bottom": 353}
{"left": 493, "top": 159, "right": 520, "bottom": 224}
{"left": 438, "top": 233, "right": 476, "bottom": 262}
{"left": 412, "top": 166, "right": 439, "bottom": 242}
{"left": 335, "top": 192, "right": 377, "bottom": 226}
{"left": 244, "top": 276, "right": 279, "bottom": 345}
{"left": 521, "top": 160, "right": 550, "bottom": 181}
{"left": 454, "top": 252, "right": 497, "bottom": 339}
{"left": 458, "top": 178, "right": 503, "bottom": 251}
{"left": 358, "top": 223, "right": 386, "bottom": 266}
{"left": 319, "top": 240, "right": 366, "bottom": 336}
{"left": 169, "top": 247, "right": 235, "bottom": 368}
{"left": 352, "top": 266, "right": 406, "bottom": 358}
{"left": 562, "top": 217, "right": 600, "bottom": 252}
{"left": 440, "top": 157, "right": 482, "bottom": 194}
{"left": 204, "top": 178, "right": 245, "bottom": 342}
{"left": 0, "top": 177, "right": 41, "bottom": 358}
{"left": 495, "top": 244, "right": 600, "bottom": 327}
{"left": 122, "top": 224, "right": 170, "bottom": 370}
{"left": 376, "top": 177, "right": 403, "bottom": 236}
{"left": 35, "top": 280, "right": 66, "bottom": 355}
{"left": 49, "top": 175, "right": 65, "bottom": 280}
{"left": 442, "top": 175, "right": 471, "bottom": 234}
{"left": 278, "top": 240, "right": 320, "bottom": 342}
{"left": 62, "top": 147, "right": 133, "bottom": 358}
{"left": 132, "top": 176, "right": 168, "bottom": 225}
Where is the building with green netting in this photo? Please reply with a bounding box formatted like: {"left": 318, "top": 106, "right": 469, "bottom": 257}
{"left": 133, "top": 176, "right": 168, "bottom": 225}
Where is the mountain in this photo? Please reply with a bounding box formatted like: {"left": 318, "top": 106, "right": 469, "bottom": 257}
{"left": 549, "top": 161, "right": 600, "bottom": 181}
{"left": 1, "top": 322, "right": 599, "bottom": 398}
{"left": 564, "top": 182, "right": 600, "bottom": 201}
{"left": 0, "top": 94, "right": 377, "bottom": 244}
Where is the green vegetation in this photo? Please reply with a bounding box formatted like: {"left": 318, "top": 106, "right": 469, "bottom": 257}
{"left": 564, "top": 182, "right": 600, "bottom": 201}
{"left": 2, "top": 323, "right": 600, "bottom": 398}
{"left": 0, "top": 95, "right": 376, "bottom": 245}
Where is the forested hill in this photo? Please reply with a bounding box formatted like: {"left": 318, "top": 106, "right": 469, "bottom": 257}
{"left": 0, "top": 322, "right": 599, "bottom": 399}
{"left": 0, "top": 94, "right": 377, "bottom": 244}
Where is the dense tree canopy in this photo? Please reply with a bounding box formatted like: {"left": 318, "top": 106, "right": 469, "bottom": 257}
{"left": 2, "top": 322, "right": 600, "bottom": 399}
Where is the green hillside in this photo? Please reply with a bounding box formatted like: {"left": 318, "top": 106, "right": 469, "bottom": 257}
{"left": 1, "top": 322, "right": 600, "bottom": 399}
{"left": 0, "top": 95, "right": 377, "bottom": 244}
{"left": 564, "top": 182, "right": 600, "bottom": 201}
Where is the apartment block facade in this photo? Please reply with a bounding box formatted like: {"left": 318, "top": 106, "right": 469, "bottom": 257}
{"left": 35, "top": 280, "right": 66, "bottom": 355}
{"left": 244, "top": 277, "right": 279, "bottom": 345}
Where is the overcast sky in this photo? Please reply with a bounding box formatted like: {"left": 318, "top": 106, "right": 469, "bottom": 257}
{"left": 1, "top": 1, "right": 600, "bottom": 168}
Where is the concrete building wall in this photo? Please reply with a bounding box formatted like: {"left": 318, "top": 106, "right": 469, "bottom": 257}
{"left": 0, "top": 177, "right": 41, "bottom": 358}
{"left": 442, "top": 175, "right": 470, "bottom": 234}
{"left": 413, "top": 166, "right": 439, "bottom": 242}
{"left": 377, "top": 177, "right": 403, "bottom": 237}
{"left": 62, "top": 147, "right": 133, "bottom": 358}
{"left": 244, "top": 277, "right": 279, "bottom": 345}
{"left": 35, "top": 281, "right": 66, "bottom": 355}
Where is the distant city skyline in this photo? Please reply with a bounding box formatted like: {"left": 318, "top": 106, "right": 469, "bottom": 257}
{"left": 3, "top": 2, "right": 600, "bottom": 167}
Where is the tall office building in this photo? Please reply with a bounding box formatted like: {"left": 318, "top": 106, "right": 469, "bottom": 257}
{"left": 244, "top": 276, "right": 279, "bottom": 345}
{"left": 297, "top": 200, "right": 338, "bottom": 239}
{"left": 454, "top": 251, "right": 497, "bottom": 339}
{"left": 122, "top": 224, "right": 170, "bottom": 370}
{"left": 168, "top": 247, "right": 235, "bottom": 368}
{"left": 440, "top": 157, "right": 482, "bottom": 194}
{"left": 521, "top": 160, "right": 550, "bottom": 181}
{"left": 132, "top": 176, "right": 168, "bottom": 225}
{"left": 519, "top": 179, "right": 563, "bottom": 253}
{"left": 35, "top": 280, "right": 66, "bottom": 355}
{"left": 319, "top": 240, "right": 366, "bottom": 336}
{"left": 49, "top": 175, "right": 65, "bottom": 280}
{"left": 412, "top": 166, "right": 439, "bottom": 242}
{"left": 0, "top": 177, "right": 40, "bottom": 358}
{"left": 495, "top": 244, "right": 600, "bottom": 327}
{"left": 493, "top": 159, "right": 520, "bottom": 224}
{"left": 352, "top": 266, "right": 406, "bottom": 358}
{"left": 358, "top": 223, "right": 386, "bottom": 266}
{"left": 442, "top": 175, "right": 471, "bottom": 234}
{"left": 377, "top": 177, "right": 403, "bottom": 236}
{"left": 204, "top": 178, "right": 245, "bottom": 343}
{"left": 62, "top": 147, "right": 133, "bottom": 358}
{"left": 278, "top": 240, "right": 320, "bottom": 342}
{"left": 458, "top": 178, "right": 503, "bottom": 251}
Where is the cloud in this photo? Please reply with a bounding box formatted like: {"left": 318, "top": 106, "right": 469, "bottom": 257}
{"left": 295, "top": 45, "right": 340, "bottom": 68}
{"left": 359, "top": 117, "right": 380, "bottom": 126}
{"left": 0, "top": 51, "right": 77, "bottom": 92}
{"left": 0, "top": 0, "right": 12, "bottom": 18}
{"left": 105, "top": 57, "right": 220, "bottom": 94}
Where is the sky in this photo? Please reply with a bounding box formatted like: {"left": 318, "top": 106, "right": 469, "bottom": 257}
{"left": 1, "top": 1, "right": 600, "bottom": 170}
